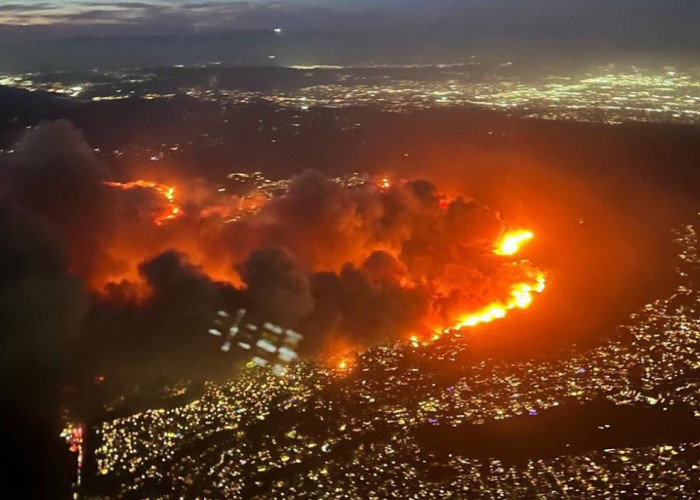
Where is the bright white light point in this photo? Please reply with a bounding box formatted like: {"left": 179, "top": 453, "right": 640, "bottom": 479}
{"left": 274, "top": 28, "right": 282, "bottom": 34}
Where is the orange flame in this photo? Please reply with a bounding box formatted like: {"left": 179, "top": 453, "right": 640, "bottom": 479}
{"left": 452, "top": 271, "right": 546, "bottom": 330}
{"left": 103, "top": 180, "right": 183, "bottom": 225}
{"left": 424, "top": 229, "right": 546, "bottom": 340}
{"left": 494, "top": 229, "right": 534, "bottom": 256}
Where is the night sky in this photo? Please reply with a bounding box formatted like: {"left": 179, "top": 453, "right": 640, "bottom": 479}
{"left": 2, "top": 0, "right": 700, "bottom": 44}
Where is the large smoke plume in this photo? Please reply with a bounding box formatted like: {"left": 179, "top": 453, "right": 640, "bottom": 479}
{"left": 0, "top": 120, "right": 541, "bottom": 383}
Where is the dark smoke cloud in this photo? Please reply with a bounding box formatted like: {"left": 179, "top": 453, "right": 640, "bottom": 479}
{"left": 0, "top": 201, "right": 89, "bottom": 496}
{"left": 139, "top": 251, "right": 232, "bottom": 339}
{"left": 0, "top": 202, "right": 87, "bottom": 383}
{"left": 0, "top": 120, "right": 535, "bottom": 370}
{"left": 0, "top": 122, "right": 105, "bottom": 494}
{"left": 301, "top": 258, "right": 432, "bottom": 352}
{"left": 222, "top": 170, "right": 516, "bottom": 343}
{"left": 0, "top": 121, "right": 243, "bottom": 386}
{"left": 0, "top": 120, "right": 536, "bottom": 404}
{"left": 224, "top": 170, "right": 505, "bottom": 279}
{"left": 224, "top": 169, "right": 386, "bottom": 271}
{"left": 84, "top": 250, "right": 244, "bottom": 382}
{"left": 241, "top": 247, "right": 314, "bottom": 325}
{"left": 174, "top": 168, "right": 534, "bottom": 357}
{"left": 1, "top": 120, "right": 118, "bottom": 277}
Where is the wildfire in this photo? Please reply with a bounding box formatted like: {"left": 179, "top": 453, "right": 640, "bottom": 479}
{"left": 103, "top": 180, "right": 182, "bottom": 225}
{"left": 99, "top": 173, "right": 546, "bottom": 364}
{"left": 494, "top": 229, "right": 534, "bottom": 256}
{"left": 433, "top": 229, "right": 546, "bottom": 337}
{"left": 452, "top": 271, "right": 546, "bottom": 330}
{"left": 321, "top": 225, "right": 546, "bottom": 370}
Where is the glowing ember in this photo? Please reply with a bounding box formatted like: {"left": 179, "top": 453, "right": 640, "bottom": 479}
{"left": 103, "top": 180, "right": 183, "bottom": 225}
{"left": 494, "top": 229, "right": 534, "bottom": 256}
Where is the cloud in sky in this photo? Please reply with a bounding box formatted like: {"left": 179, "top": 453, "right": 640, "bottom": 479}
{"left": 0, "top": 1, "right": 371, "bottom": 27}
{"left": 1, "top": 0, "right": 699, "bottom": 48}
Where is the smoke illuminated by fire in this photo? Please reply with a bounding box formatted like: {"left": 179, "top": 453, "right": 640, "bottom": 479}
{"left": 25, "top": 134, "right": 546, "bottom": 362}
{"left": 103, "top": 180, "right": 182, "bottom": 225}
{"left": 1, "top": 119, "right": 558, "bottom": 393}
{"left": 97, "top": 174, "right": 547, "bottom": 340}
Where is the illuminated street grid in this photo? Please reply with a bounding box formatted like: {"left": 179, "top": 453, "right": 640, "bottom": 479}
{"left": 93, "top": 214, "right": 700, "bottom": 498}
{"left": 3, "top": 66, "right": 700, "bottom": 125}
{"left": 196, "top": 70, "right": 700, "bottom": 125}
{"left": 262, "top": 441, "right": 698, "bottom": 499}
